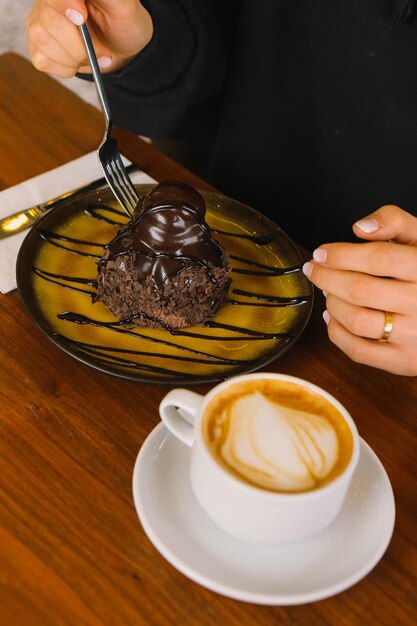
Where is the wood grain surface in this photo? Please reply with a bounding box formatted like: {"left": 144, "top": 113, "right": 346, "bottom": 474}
{"left": 0, "top": 53, "right": 416, "bottom": 626}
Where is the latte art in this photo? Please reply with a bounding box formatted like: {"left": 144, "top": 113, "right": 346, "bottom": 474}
{"left": 203, "top": 379, "right": 353, "bottom": 493}
{"left": 219, "top": 392, "right": 338, "bottom": 491}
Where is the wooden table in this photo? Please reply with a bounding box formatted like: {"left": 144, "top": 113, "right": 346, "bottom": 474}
{"left": 0, "top": 53, "right": 415, "bottom": 626}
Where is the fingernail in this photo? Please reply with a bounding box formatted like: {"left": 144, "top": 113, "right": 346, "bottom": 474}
{"left": 355, "top": 218, "right": 379, "bottom": 233}
{"left": 323, "top": 310, "right": 330, "bottom": 324}
{"left": 98, "top": 56, "right": 112, "bottom": 69}
{"left": 323, "top": 290, "right": 328, "bottom": 298}
{"left": 313, "top": 248, "right": 327, "bottom": 263}
{"left": 65, "top": 8, "right": 84, "bottom": 25}
{"left": 302, "top": 261, "right": 313, "bottom": 278}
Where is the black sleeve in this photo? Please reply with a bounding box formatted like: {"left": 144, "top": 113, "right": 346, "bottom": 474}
{"left": 78, "top": 0, "right": 236, "bottom": 138}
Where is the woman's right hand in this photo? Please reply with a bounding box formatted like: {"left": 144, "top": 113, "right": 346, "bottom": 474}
{"left": 26, "top": 0, "right": 153, "bottom": 76}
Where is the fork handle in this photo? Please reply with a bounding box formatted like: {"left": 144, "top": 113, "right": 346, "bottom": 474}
{"left": 79, "top": 23, "right": 112, "bottom": 134}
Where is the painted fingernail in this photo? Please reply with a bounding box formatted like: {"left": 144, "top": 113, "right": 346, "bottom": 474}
{"left": 302, "top": 261, "right": 313, "bottom": 278}
{"left": 98, "top": 56, "right": 112, "bottom": 69}
{"left": 313, "top": 248, "right": 327, "bottom": 263}
{"left": 355, "top": 218, "right": 379, "bottom": 233}
{"left": 65, "top": 8, "right": 85, "bottom": 25}
{"left": 323, "top": 310, "right": 330, "bottom": 324}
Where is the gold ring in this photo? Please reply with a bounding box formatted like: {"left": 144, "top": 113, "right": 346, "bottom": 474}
{"left": 379, "top": 311, "right": 394, "bottom": 342}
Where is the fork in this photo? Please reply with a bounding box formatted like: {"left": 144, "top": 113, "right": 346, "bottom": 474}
{"left": 79, "top": 23, "right": 140, "bottom": 216}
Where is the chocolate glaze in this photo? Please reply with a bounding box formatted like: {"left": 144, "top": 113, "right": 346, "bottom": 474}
{"left": 100, "top": 181, "right": 228, "bottom": 287}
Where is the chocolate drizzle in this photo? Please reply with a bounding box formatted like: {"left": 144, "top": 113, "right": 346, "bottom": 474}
{"left": 57, "top": 311, "right": 289, "bottom": 340}
{"left": 230, "top": 255, "right": 300, "bottom": 276}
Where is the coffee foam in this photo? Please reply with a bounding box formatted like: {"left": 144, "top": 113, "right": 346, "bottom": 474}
{"left": 220, "top": 391, "right": 338, "bottom": 491}
{"left": 203, "top": 380, "right": 353, "bottom": 493}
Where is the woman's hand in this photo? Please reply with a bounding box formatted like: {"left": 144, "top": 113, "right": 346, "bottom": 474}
{"left": 26, "top": 0, "right": 153, "bottom": 76}
{"left": 302, "top": 205, "right": 417, "bottom": 376}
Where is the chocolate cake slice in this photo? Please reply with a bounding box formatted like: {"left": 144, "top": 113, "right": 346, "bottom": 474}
{"left": 94, "top": 181, "right": 230, "bottom": 328}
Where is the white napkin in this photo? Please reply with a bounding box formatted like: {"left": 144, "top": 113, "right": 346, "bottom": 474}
{"left": 0, "top": 151, "right": 156, "bottom": 293}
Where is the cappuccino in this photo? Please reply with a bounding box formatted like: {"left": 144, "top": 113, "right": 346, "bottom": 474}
{"left": 202, "top": 379, "right": 354, "bottom": 493}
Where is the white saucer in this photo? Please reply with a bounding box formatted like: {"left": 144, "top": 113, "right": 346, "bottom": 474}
{"left": 132, "top": 424, "right": 395, "bottom": 605}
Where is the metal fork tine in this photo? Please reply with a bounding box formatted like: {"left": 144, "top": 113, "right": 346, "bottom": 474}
{"left": 115, "top": 153, "right": 138, "bottom": 197}
{"left": 113, "top": 156, "right": 139, "bottom": 204}
{"left": 103, "top": 161, "right": 129, "bottom": 206}
{"left": 104, "top": 160, "right": 136, "bottom": 215}
{"left": 108, "top": 160, "right": 137, "bottom": 212}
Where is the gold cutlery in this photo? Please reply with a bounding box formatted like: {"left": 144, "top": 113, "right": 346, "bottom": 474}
{"left": 0, "top": 163, "right": 139, "bottom": 239}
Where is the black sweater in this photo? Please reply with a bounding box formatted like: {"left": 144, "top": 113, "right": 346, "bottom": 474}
{"left": 92, "top": 0, "right": 417, "bottom": 250}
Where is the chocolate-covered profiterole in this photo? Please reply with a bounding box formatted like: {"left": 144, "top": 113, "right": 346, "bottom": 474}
{"left": 94, "top": 181, "right": 231, "bottom": 328}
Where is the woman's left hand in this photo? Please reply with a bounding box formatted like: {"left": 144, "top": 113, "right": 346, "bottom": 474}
{"left": 302, "top": 205, "right": 417, "bottom": 376}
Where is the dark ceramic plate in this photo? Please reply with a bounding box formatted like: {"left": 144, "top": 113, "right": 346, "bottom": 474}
{"left": 16, "top": 185, "right": 313, "bottom": 384}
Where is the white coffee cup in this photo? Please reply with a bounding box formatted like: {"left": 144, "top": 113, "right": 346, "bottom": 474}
{"left": 159, "top": 372, "right": 360, "bottom": 544}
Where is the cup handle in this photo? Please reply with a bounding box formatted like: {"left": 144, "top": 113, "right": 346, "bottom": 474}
{"left": 159, "top": 389, "right": 204, "bottom": 447}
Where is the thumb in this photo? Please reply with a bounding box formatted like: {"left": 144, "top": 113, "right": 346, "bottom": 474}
{"left": 353, "top": 204, "right": 417, "bottom": 246}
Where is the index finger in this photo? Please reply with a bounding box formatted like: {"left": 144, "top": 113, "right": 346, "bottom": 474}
{"left": 312, "top": 241, "right": 417, "bottom": 282}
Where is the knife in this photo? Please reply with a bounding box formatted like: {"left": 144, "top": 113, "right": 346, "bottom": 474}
{"left": 0, "top": 163, "right": 140, "bottom": 239}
